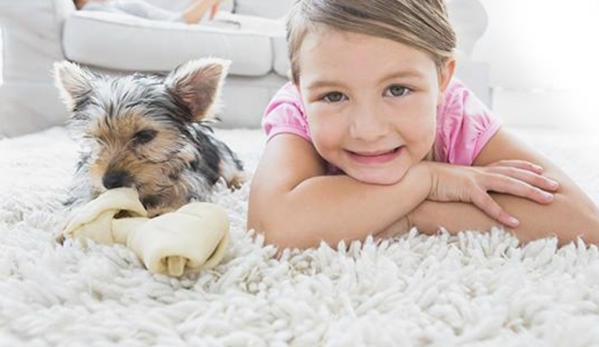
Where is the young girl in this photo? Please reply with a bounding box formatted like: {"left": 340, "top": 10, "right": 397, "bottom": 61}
{"left": 247, "top": 0, "right": 599, "bottom": 250}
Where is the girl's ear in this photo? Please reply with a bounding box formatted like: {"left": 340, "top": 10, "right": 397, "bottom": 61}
{"left": 439, "top": 58, "right": 456, "bottom": 91}
{"left": 437, "top": 58, "right": 456, "bottom": 103}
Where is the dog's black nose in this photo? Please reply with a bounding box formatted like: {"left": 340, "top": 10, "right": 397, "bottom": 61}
{"left": 102, "top": 171, "right": 131, "bottom": 189}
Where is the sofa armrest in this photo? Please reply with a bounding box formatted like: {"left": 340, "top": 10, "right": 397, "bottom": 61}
{"left": 447, "top": 0, "right": 488, "bottom": 58}
{"left": 447, "top": 0, "right": 492, "bottom": 106}
{"left": 0, "top": 0, "right": 74, "bottom": 82}
{"left": 0, "top": 0, "right": 75, "bottom": 137}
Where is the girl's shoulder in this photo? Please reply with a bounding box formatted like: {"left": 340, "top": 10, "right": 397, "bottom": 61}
{"left": 262, "top": 83, "right": 311, "bottom": 142}
{"left": 435, "top": 78, "right": 501, "bottom": 165}
{"left": 274, "top": 82, "right": 302, "bottom": 101}
{"left": 438, "top": 78, "right": 495, "bottom": 126}
{"left": 264, "top": 82, "right": 305, "bottom": 115}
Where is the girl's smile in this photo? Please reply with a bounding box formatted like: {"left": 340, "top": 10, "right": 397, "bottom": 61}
{"left": 345, "top": 146, "right": 404, "bottom": 165}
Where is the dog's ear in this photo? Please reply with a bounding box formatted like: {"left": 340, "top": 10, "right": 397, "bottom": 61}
{"left": 165, "top": 58, "right": 230, "bottom": 122}
{"left": 53, "top": 61, "right": 95, "bottom": 112}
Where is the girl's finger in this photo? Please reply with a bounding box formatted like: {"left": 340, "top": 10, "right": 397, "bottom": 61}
{"left": 483, "top": 174, "right": 555, "bottom": 204}
{"left": 486, "top": 160, "right": 544, "bottom": 174}
{"left": 471, "top": 191, "right": 520, "bottom": 227}
{"left": 487, "top": 167, "right": 559, "bottom": 192}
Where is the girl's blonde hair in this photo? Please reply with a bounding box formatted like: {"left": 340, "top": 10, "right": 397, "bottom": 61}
{"left": 286, "top": 0, "right": 457, "bottom": 84}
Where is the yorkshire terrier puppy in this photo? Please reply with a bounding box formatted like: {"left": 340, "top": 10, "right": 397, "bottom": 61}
{"left": 54, "top": 58, "right": 244, "bottom": 217}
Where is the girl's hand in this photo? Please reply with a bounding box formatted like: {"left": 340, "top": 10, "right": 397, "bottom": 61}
{"left": 425, "top": 160, "right": 560, "bottom": 227}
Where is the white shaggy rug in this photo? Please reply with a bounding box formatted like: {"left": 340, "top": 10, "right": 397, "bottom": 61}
{"left": 1, "top": 126, "right": 599, "bottom": 347}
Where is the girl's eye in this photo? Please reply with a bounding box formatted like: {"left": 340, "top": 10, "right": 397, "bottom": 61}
{"left": 133, "top": 129, "right": 157, "bottom": 145}
{"left": 385, "top": 85, "right": 410, "bottom": 97}
{"left": 322, "top": 92, "right": 346, "bottom": 103}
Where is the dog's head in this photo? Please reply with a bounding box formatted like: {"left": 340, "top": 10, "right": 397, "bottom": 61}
{"left": 54, "top": 58, "right": 230, "bottom": 203}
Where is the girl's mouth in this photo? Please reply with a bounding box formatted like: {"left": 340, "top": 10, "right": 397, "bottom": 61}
{"left": 346, "top": 146, "right": 403, "bottom": 165}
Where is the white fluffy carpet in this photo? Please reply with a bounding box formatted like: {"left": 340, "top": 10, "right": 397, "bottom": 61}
{"left": 1, "top": 126, "right": 599, "bottom": 347}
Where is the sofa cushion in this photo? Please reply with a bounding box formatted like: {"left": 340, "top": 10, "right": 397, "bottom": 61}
{"left": 62, "top": 11, "right": 276, "bottom": 76}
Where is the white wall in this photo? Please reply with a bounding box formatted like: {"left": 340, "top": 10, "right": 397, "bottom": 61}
{"left": 474, "top": 0, "right": 599, "bottom": 132}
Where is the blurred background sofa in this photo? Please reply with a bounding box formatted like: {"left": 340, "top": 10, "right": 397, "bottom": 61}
{"left": 0, "top": 0, "right": 490, "bottom": 138}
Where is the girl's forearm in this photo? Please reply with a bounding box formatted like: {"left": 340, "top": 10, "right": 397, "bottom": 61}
{"left": 447, "top": 127, "right": 599, "bottom": 246}
{"left": 250, "top": 164, "right": 432, "bottom": 249}
{"left": 408, "top": 200, "right": 498, "bottom": 235}
{"left": 410, "top": 190, "right": 599, "bottom": 245}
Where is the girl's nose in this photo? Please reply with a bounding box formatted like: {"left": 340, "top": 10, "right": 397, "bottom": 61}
{"left": 349, "top": 104, "right": 389, "bottom": 141}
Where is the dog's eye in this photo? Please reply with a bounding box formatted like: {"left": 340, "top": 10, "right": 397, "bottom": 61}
{"left": 133, "top": 129, "right": 157, "bottom": 144}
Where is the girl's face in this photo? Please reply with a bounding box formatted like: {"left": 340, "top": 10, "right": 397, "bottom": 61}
{"left": 298, "top": 29, "right": 453, "bottom": 185}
